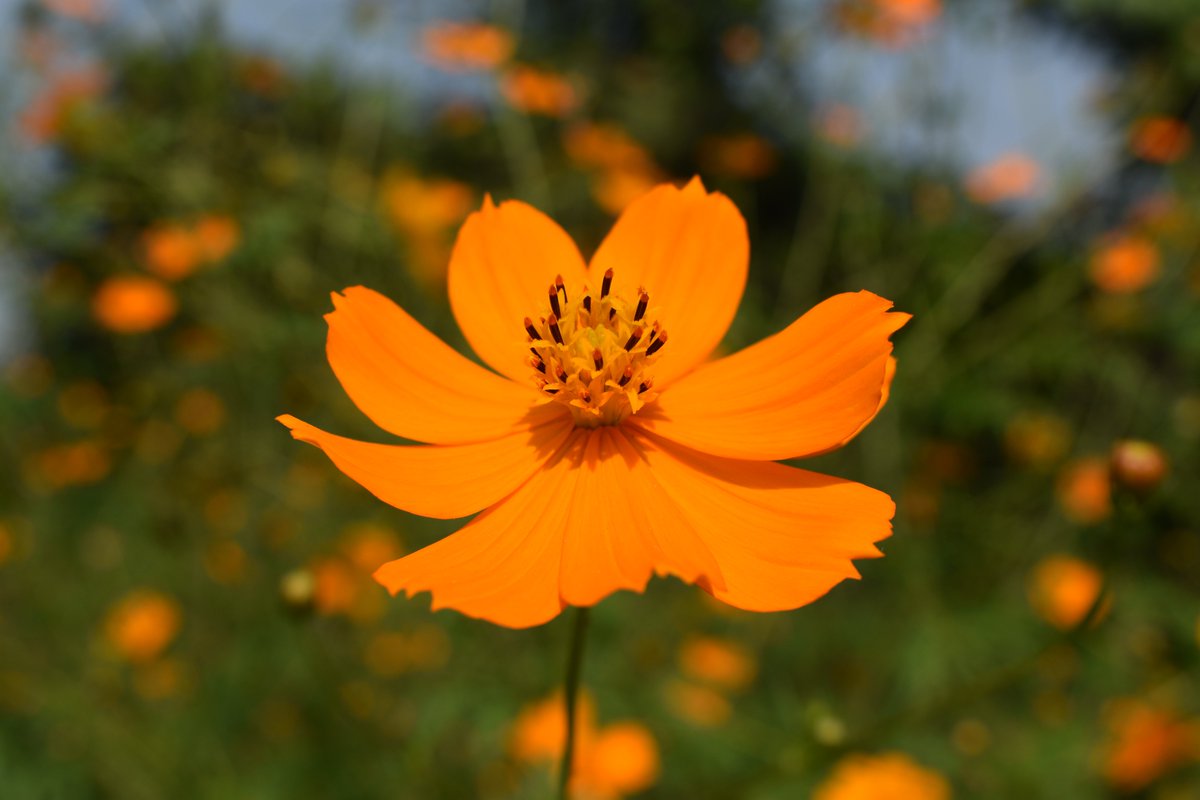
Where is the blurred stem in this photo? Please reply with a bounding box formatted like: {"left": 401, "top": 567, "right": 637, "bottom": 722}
{"left": 557, "top": 606, "right": 591, "bottom": 800}
{"left": 490, "top": 0, "right": 551, "bottom": 208}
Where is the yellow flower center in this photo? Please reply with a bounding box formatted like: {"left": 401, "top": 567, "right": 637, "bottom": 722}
{"left": 523, "top": 269, "right": 667, "bottom": 427}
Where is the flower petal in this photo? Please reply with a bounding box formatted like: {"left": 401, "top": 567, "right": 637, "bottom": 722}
{"left": 448, "top": 197, "right": 589, "bottom": 383}
{"left": 588, "top": 178, "right": 749, "bottom": 387}
{"left": 276, "top": 413, "right": 574, "bottom": 519}
{"left": 374, "top": 431, "right": 581, "bottom": 629}
{"left": 635, "top": 291, "right": 909, "bottom": 461}
{"left": 373, "top": 427, "right": 726, "bottom": 627}
{"left": 325, "top": 285, "right": 556, "bottom": 445}
{"left": 558, "top": 427, "right": 725, "bottom": 607}
{"left": 634, "top": 431, "right": 895, "bottom": 612}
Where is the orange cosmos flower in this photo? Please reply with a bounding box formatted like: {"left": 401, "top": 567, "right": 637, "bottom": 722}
{"left": 1088, "top": 233, "right": 1160, "bottom": 294}
{"left": 1027, "top": 555, "right": 1105, "bottom": 629}
{"left": 500, "top": 65, "right": 580, "bottom": 117}
{"left": 278, "top": 178, "right": 909, "bottom": 628}
{"left": 814, "top": 752, "right": 950, "bottom": 800}
{"left": 1129, "top": 116, "right": 1191, "bottom": 164}
{"left": 964, "top": 153, "right": 1041, "bottom": 204}
{"left": 1056, "top": 457, "right": 1111, "bottom": 524}
{"left": 103, "top": 589, "right": 182, "bottom": 663}
{"left": 91, "top": 276, "right": 177, "bottom": 333}
{"left": 1102, "top": 699, "right": 1200, "bottom": 791}
{"left": 420, "top": 22, "right": 514, "bottom": 72}
{"left": 698, "top": 133, "right": 778, "bottom": 179}
{"left": 510, "top": 692, "right": 660, "bottom": 798}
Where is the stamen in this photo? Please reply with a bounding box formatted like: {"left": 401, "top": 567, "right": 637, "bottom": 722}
{"left": 530, "top": 357, "right": 546, "bottom": 373}
{"left": 579, "top": 389, "right": 591, "bottom": 403}
{"left": 555, "top": 274, "right": 568, "bottom": 304}
{"left": 634, "top": 292, "right": 649, "bottom": 321}
{"left": 582, "top": 295, "right": 592, "bottom": 313}
{"left": 555, "top": 363, "right": 568, "bottom": 383}
{"left": 530, "top": 347, "right": 540, "bottom": 357}
{"left": 601, "top": 268, "right": 613, "bottom": 298}
{"left": 524, "top": 317, "right": 541, "bottom": 340}
{"left": 645, "top": 331, "right": 668, "bottom": 356}
{"left": 638, "top": 379, "right": 653, "bottom": 394}
{"left": 547, "top": 314, "right": 564, "bottom": 345}
{"left": 592, "top": 349, "right": 603, "bottom": 370}
{"left": 618, "top": 367, "right": 633, "bottom": 387}
{"left": 609, "top": 308, "right": 616, "bottom": 321}
{"left": 548, "top": 286, "right": 562, "bottom": 319}
{"left": 623, "top": 326, "right": 643, "bottom": 351}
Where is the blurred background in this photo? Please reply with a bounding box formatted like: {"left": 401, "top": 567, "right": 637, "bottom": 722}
{"left": 0, "top": 0, "right": 1198, "bottom": 797}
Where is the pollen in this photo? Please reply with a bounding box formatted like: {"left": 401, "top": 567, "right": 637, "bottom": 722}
{"left": 522, "top": 269, "right": 667, "bottom": 426}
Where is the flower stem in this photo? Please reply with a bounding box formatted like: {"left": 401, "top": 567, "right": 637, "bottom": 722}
{"left": 557, "top": 606, "right": 591, "bottom": 800}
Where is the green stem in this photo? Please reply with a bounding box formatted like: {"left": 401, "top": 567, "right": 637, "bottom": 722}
{"left": 557, "top": 606, "right": 591, "bottom": 800}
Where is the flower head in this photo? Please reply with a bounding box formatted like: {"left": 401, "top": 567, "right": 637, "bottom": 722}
{"left": 814, "top": 752, "right": 950, "bottom": 800}
{"left": 278, "top": 178, "right": 909, "bottom": 628}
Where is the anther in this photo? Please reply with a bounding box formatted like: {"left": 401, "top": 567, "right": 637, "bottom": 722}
{"left": 592, "top": 349, "right": 603, "bottom": 370}
{"left": 634, "top": 292, "right": 649, "bottom": 321}
{"left": 555, "top": 274, "right": 568, "bottom": 304}
{"left": 579, "top": 369, "right": 592, "bottom": 385}
{"left": 524, "top": 317, "right": 541, "bottom": 340}
{"left": 579, "top": 389, "right": 591, "bottom": 403}
{"left": 618, "top": 366, "right": 633, "bottom": 387}
{"left": 609, "top": 308, "right": 616, "bottom": 321}
{"left": 547, "top": 314, "right": 564, "bottom": 345}
{"left": 555, "top": 363, "right": 568, "bottom": 383}
{"left": 530, "top": 357, "right": 546, "bottom": 374}
{"left": 548, "top": 286, "right": 562, "bottom": 319}
{"left": 623, "top": 326, "right": 643, "bottom": 351}
{"left": 582, "top": 295, "right": 592, "bottom": 313}
{"left": 601, "top": 268, "right": 613, "bottom": 298}
{"left": 638, "top": 379, "right": 653, "bottom": 394}
{"left": 645, "top": 331, "right": 668, "bottom": 356}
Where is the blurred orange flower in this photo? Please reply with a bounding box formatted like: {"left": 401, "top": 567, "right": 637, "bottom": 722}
{"left": 174, "top": 388, "right": 227, "bottom": 436}
{"left": 664, "top": 680, "right": 733, "bottom": 727}
{"left": 92, "top": 275, "right": 177, "bottom": 333}
{"left": 382, "top": 172, "right": 474, "bottom": 235}
{"left": 19, "top": 65, "right": 108, "bottom": 143}
{"left": 510, "top": 693, "right": 660, "bottom": 799}
{"left": 1129, "top": 116, "right": 1191, "bottom": 164}
{"left": 591, "top": 166, "right": 665, "bottom": 215}
{"left": 835, "top": 0, "right": 942, "bottom": 47}
{"left": 699, "top": 133, "right": 778, "bottom": 179}
{"left": 678, "top": 636, "right": 757, "bottom": 691}
{"left": 1027, "top": 555, "right": 1105, "bottom": 629}
{"left": 814, "top": 752, "right": 950, "bottom": 800}
{"left": 103, "top": 590, "right": 182, "bottom": 663}
{"left": 31, "top": 440, "right": 110, "bottom": 487}
{"left": 964, "top": 153, "right": 1041, "bottom": 204}
{"left": 143, "top": 216, "right": 239, "bottom": 280}
{"left": 279, "top": 179, "right": 908, "bottom": 628}
{"left": 1056, "top": 457, "right": 1111, "bottom": 524}
{"left": 1088, "top": 233, "right": 1160, "bottom": 294}
{"left": 0, "top": 522, "right": 12, "bottom": 566}
{"left": 500, "top": 65, "right": 579, "bottom": 117}
{"left": 1109, "top": 439, "right": 1169, "bottom": 492}
{"left": 564, "top": 123, "right": 655, "bottom": 173}
{"left": 421, "top": 22, "right": 513, "bottom": 72}
{"left": 381, "top": 171, "right": 473, "bottom": 285}
{"left": 1102, "top": 699, "right": 1200, "bottom": 790}
{"left": 816, "top": 105, "right": 865, "bottom": 149}
{"left": 194, "top": 215, "right": 240, "bottom": 262}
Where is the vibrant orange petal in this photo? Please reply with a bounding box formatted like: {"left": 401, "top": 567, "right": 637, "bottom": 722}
{"left": 558, "top": 427, "right": 724, "bottom": 607}
{"left": 374, "top": 433, "right": 579, "bottom": 629}
{"left": 636, "top": 291, "right": 909, "bottom": 460}
{"left": 374, "top": 427, "right": 725, "bottom": 627}
{"left": 587, "top": 178, "right": 749, "bottom": 387}
{"left": 276, "top": 414, "right": 573, "bottom": 519}
{"left": 448, "top": 197, "right": 588, "bottom": 383}
{"left": 325, "top": 286, "right": 556, "bottom": 445}
{"left": 633, "top": 430, "right": 895, "bottom": 612}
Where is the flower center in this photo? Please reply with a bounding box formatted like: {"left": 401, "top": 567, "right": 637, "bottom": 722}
{"left": 522, "top": 269, "right": 667, "bottom": 427}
